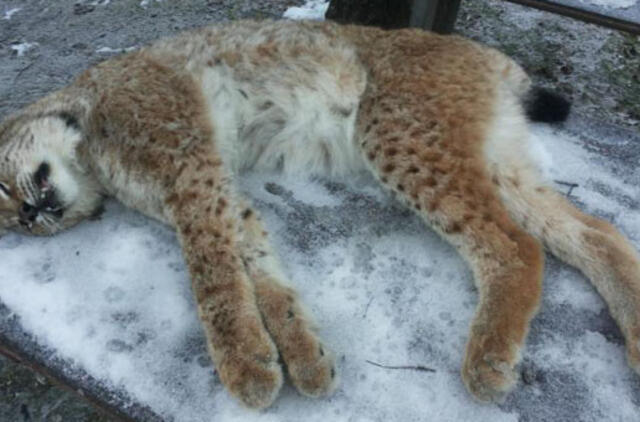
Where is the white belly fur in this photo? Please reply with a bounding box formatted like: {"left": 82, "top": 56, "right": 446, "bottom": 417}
{"left": 197, "top": 59, "right": 367, "bottom": 178}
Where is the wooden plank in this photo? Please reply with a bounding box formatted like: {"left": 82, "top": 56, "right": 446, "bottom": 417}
{"left": 0, "top": 302, "right": 164, "bottom": 422}
{"left": 0, "top": 343, "right": 130, "bottom": 422}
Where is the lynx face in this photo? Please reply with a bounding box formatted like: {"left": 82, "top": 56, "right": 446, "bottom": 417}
{"left": 0, "top": 114, "right": 103, "bottom": 236}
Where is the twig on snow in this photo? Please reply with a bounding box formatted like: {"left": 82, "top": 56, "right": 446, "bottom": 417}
{"left": 554, "top": 180, "right": 579, "bottom": 197}
{"left": 362, "top": 297, "right": 374, "bottom": 318}
{"left": 14, "top": 60, "right": 36, "bottom": 81}
{"left": 365, "top": 360, "right": 435, "bottom": 373}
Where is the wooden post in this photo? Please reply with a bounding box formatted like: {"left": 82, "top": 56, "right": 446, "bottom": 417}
{"left": 326, "top": 0, "right": 461, "bottom": 33}
{"left": 325, "top": 0, "right": 413, "bottom": 29}
{"left": 413, "top": 0, "right": 462, "bottom": 33}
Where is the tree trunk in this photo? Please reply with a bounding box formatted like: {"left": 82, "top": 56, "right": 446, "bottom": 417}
{"left": 326, "top": 0, "right": 461, "bottom": 34}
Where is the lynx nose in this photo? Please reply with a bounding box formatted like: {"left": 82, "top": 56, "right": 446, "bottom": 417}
{"left": 19, "top": 202, "right": 38, "bottom": 223}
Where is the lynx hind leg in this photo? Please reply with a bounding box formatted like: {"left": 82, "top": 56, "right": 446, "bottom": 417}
{"left": 444, "top": 193, "right": 543, "bottom": 402}
{"left": 359, "top": 105, "right": 544, "bottom": 402}
{"left": 487, "top": 131, "right": 640, "bottom": 374}
{"left": 236, "top": 201, "right": 338, "bottom": 397}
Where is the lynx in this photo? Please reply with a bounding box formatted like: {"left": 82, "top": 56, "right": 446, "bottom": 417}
{"left": 0, "top": 19, "right": 639, "bottom": 409}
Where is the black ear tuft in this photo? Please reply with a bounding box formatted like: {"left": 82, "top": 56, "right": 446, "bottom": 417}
{"left": 524, "top": 87, "right": 571, "bottom": 123}
{"left": 59, "top": 112, "right": 80, "bottom": 130}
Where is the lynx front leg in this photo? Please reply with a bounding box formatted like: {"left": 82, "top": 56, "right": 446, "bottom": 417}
{"left": 236, "top": 202, "right": 338, "bottom": 397}
{"left": 359, "top": 107, "right": 543, "bottom": 402}
{"left": 85, "top": 58, "right": 284, "bottom": 408}
{"left": 165, "top": 157, "right": 283, "bottom": 409}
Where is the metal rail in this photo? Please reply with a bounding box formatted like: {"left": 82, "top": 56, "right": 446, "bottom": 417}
{"left": 503, "top": 0, "right": 640, "bottom": 36}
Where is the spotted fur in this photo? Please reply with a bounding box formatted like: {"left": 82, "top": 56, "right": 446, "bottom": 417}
{"left": 0, "top": 19, "right": 639, "bottom": 409}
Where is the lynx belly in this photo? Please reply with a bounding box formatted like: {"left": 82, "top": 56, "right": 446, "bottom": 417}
{"left": 197, "top": 47, "right": 367, "bottom": 178}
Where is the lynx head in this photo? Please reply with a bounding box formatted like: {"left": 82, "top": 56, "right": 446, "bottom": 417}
{"left": 0, "top": 102, "right": 104, "bottom": 236}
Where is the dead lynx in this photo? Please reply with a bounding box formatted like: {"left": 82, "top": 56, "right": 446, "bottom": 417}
{"left": 1, "top": 19, "right": 639, "bottom": 409}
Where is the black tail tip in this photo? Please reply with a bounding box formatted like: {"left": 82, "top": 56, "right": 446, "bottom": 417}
{"left": 525, "top": 87, "right": 571, "bottom": 123}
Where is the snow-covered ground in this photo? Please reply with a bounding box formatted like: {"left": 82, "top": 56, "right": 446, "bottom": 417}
{"left": 560, "top": 0, "right": 640, "bottom": 22}
{"left": 283, "top": 0, "right": 329, "bottom": 20}
{"left": 1, "top": 1, "right": 639, "bottom": 421}
{"left": 95, "top": 45, "right": 137, "bottom": 54}
{"left": 1, "top": 122, "right": 639, "bottom": 422}
{"left": 9, "top": 42, "right": 37, "bottom": 57}
{"left": 2, "top": 6, "right": 20, "bottom": 20}
{"left": 579, "top": 0, "right": 637, "bottom": 8}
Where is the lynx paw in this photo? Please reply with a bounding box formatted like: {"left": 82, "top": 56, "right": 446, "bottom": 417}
{"left": 462, "top": 351, "right": 518, "bottom": 403}
{"left": 253, "top": 279, "right": 339, "bottom": 398}
{"left": 219, "top": 354, "right": 283, "bottom": 409}
{"left": 287, "top": 342, "right": 338, "bottom": 398}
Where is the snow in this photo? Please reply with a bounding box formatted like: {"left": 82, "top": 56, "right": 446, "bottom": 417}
{"left": 85, "top": 0, "right": 111, "bottom": 5}
{"left": 579, "top": 0, "right": 637, "bottom": 8}
{"left": 140, "top": 0, "right": 163, "bottom": 8}
{"left": 2, "top": 7, "right": 20, "bottom": 20}
{"left": 10, "top": 42, "right": 37, "bottom": 57}
{"left": 0, "top": 123, "right": 639, "bottom": 421}
{"left": 557, "top": 0, "right": 640, "bottom": 22}
{"left": 96, "top": 46, "right": 138, "bottom": 54}
{"left": 283, "top": 0, "right": 329, "bottom": 20}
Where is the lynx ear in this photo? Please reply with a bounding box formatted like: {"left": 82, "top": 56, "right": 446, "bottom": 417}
{"left": 1, "top": 87, "right": 91, "bottom": 145}
{"left": 23, "top": 87, "right": 92, "bottom": 130}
